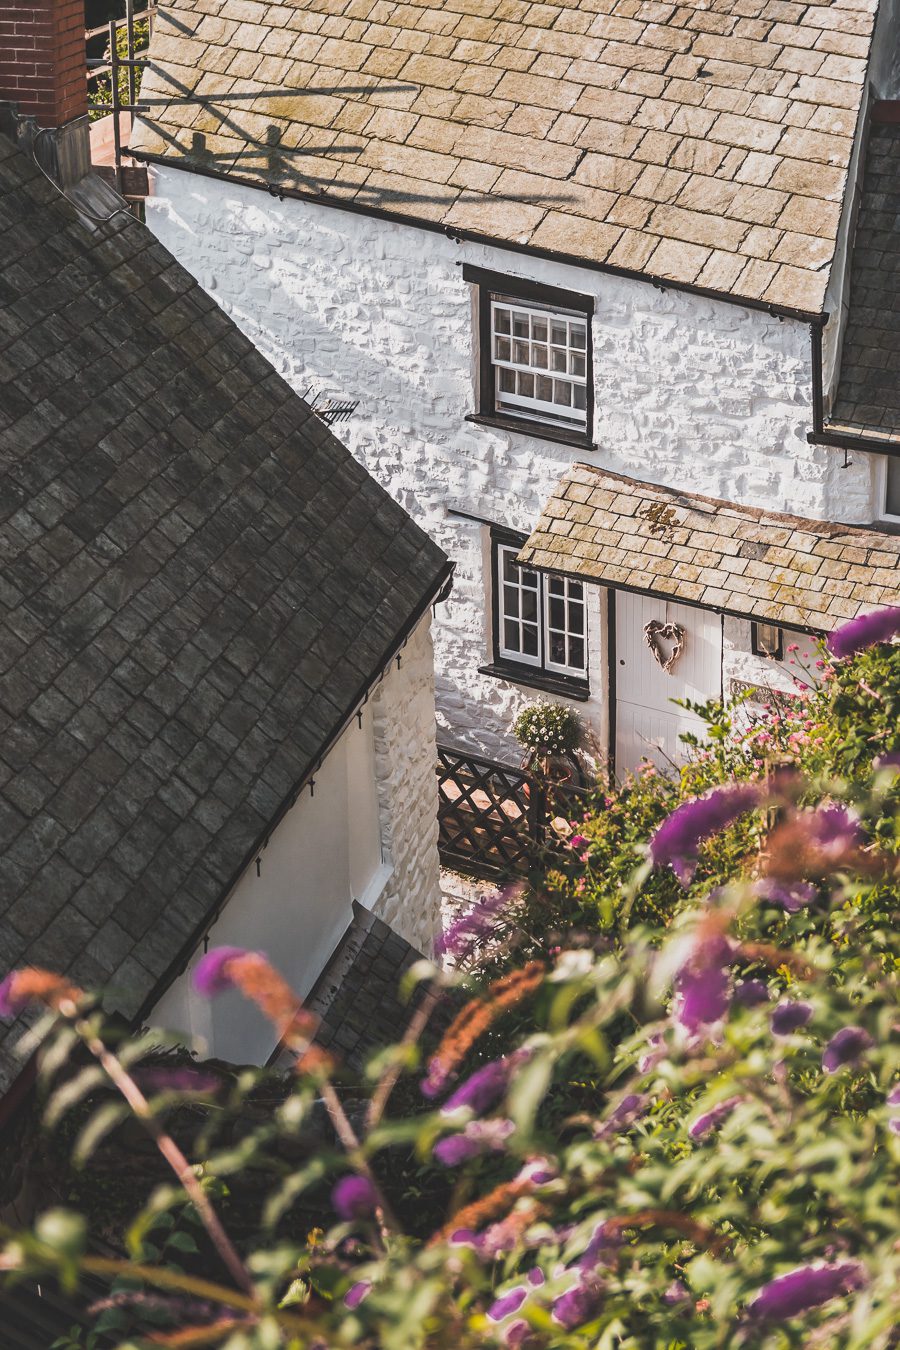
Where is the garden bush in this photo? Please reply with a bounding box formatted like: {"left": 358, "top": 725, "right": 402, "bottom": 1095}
{"left": 0, "top": 615, "right": 898, "bottom": 1348}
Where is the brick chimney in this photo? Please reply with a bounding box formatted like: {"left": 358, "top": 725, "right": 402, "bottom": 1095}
{"left": 0, "top": 0, "right": 91, "bottom": 186}
{"left": 0, "top": 0, "right": 87, "bottom": 127}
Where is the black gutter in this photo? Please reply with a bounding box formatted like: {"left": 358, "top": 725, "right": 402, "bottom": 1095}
{"left": 808, "top": 428, "right": 900, "bottom": 459}
{"left": 135, "top": 556, "right": 455, "bottom": 1023}
{"left": 132, "top": 150, "right": 829, "bottom": 327}
{"left": 810, "top": 323, "right": 825, "bottom": 433}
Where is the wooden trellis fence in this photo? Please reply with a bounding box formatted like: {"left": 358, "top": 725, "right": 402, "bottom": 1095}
{"left": 436, "top": 744, "right": 591, "bottom": 879}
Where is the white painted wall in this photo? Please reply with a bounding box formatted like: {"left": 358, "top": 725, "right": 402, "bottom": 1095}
{"left": 150, "top": 617, "right": 441, "bottom": 1063}
{"left": 143, "top": 167, "right": 879, "bottom": 760}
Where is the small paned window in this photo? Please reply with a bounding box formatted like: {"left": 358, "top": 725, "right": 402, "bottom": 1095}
{"left": 464, "top": 266, "right": 593, "bottom": 448}
{"left": 751, "top": 622, "right": 784, "bottom": 660}
{"left": 880, "top": 455, "right": 900, "bottom": 522}
{"left": 491, "top": 532, "right": 588, "bottom": 691}
{"left": 491, "top": 299, "right": 588, "bottom": 428}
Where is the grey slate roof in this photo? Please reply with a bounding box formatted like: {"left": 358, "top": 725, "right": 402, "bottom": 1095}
{"left": 0, "top": 133, "right": 449, "bottom": 1094}
{"left": 828, "top": 113, "right": 900, "bottom": 443}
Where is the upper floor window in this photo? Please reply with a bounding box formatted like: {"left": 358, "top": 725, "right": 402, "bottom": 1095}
{"left": 879, "top": 454, "right": 900, "bottom": 523}
{"left": 463, "top": 265, "right": 594, "bottom": 450}
{"left": 751, "top": 622, "right": 784, "bottom": 660}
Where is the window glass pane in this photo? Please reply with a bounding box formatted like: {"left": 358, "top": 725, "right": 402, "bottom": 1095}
{"left": 499, "top": 366, "right": 515, "bottom": 393}
{"left": 532, "top": 344, "right": 548, "bottom": 369}
{"left": 569, "top": 580, "right": 583, "bottom": 599}
{"left": 518, "top": 373, "right": 534, "bottom": 398}
{"left": 549, "top": 595, "right": 565, "bottom": 628}
{"left": 570, "top": 352, "right": 585, "bottom": 377}
{"left": 886, "top": 457, "right": 900, "bottom": 517}
{"left": 549, "top": 632, "right": 566, "bottom": 663}
{"left": 513, "top": 312, "right": 529, "bottom": 337}
{"left": 568, "top": 601, "right": 584, "bottom": 634}
{"left": 523, "top": 625, "right": 539, "bottom": 657}
{"left": 570, "top": 322, "right": 586, "bottom": 350}
{"left": 550, "top": 347, "right": 567, "bottom": 372}
{"left": 522, "top": 589, "right": 538, "bottom": 622}
{"left": 553, "top": 382, "right": 572, "bottom": 406}
{"left": 521, "top": 568, "right": 538, "bottom": 589}
{"left": 568, "top": 637, "right": 585, "bottom": 669}
{"left": 573, "top": 384, "right": 587, "bottom": 411}
{"left": 504, "top": 618, "right": 519, "bottom": 650}
{"left": 494, "top": 307, "right": 510, "bottom": 334}
{"left": 551, "top": 320, "right": 567, "bottom": 345}
{"left": 503, "top": 586, "right": 520, "bottom": 620}
{"left": 536, "top": 375, "right": 553, "bottom": 402}
{"left": 547, "top": 575, "right": 564, "bottom": 596}
{"left": 532, "top": 317, "right": 548, "bottom": 342}
{"left": 502, "top": 551, "right": 519, "bottom": 584}
{"left": 513, "top": 340, "right": 529, "bottom": 364}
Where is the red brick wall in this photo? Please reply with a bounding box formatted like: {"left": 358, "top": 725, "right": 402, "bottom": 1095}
{"left": 0, "top": 1, "right": 86, "bottom": 126}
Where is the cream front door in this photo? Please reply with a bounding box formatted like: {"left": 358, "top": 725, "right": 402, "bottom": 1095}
{"left": 614, "top": 591, "right": 723, "bottom": 776}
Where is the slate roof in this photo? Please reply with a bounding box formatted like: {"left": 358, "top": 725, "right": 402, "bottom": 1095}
{"left": 519, "top": 464, "right": 900, "bottom": 629}
{"left": 828, "top": 109, "right": 900, "bottom": 443}
{"left": 130, "top": 0, "right": 878, "bottom": 316}
{"left": 0, "top": 132, "right": 449, "bottom": 1094}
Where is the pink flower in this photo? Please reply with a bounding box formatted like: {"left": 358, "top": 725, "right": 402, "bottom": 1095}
{"left": 192, "top": 947, "right": 250, "bottom": 996}
{"left": 827, "top": 606, "right": 900, "bottom": 659}
{"left": 569, "top": 834, "right": 588, "bottom": 849}
{"left": 332, "top": 1175, "right": 378, "bottom": 1221}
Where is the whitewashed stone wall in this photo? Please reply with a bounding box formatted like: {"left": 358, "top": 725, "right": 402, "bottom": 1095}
{"left": 369, "top": 612, "right": 442, "bottom": 955}
{"left": 145, "top": 168, "right": 878, "bottom": 760}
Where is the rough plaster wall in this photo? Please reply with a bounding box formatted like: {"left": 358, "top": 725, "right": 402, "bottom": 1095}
{"left": 144, "top": 169, "right": 879, "bottom": 758}
{"left": 369, "top": 613, "right": 442, "bottom": 954}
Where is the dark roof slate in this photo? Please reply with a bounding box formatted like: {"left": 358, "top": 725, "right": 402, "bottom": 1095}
{"left": 828, "top": 115, "right": 900, "bottom": 443}
{"left": 0, "top": 133, "right": 448, "bottom": 1093}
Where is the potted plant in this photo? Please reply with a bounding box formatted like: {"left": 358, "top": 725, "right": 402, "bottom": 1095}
{"left": 513, "top": 700, "right": 584, "bottom": 786}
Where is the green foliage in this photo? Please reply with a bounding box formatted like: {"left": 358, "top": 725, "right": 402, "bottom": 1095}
{"left": 88, "top": 19, "right": 149, "bottom": 122}
{"left": 1, "top": 646, "right": 899, "bottom": 1347}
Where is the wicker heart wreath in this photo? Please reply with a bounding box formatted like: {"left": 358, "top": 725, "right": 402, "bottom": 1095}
{"left": 643, "top": 619, "right": 685, "bottom": 674}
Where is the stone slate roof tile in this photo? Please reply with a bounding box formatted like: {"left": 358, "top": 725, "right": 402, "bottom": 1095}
{"left": 0, "top": 132, "right": 448, "bottom": 1094}
{"left": 828, "top": 116, "right": 900, "bottom": 442}
{"left": 520, "top": 464, "right": 900, "bottom": 629}
{"left": 131, "top": 0, "right": 881, "bottom": 315}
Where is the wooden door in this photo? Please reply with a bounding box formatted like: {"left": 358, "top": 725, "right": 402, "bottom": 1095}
{"left": 614, "top": 591, "right": 722, "bottom": 776}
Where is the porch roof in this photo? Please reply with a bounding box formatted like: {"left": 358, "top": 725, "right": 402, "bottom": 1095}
{"left": 518, "top": 465, "right": 900, "bottom": 631}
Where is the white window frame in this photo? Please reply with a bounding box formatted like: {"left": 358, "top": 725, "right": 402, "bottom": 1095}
{"left": 494, "top": 540, "right": 588, "bottom": 682}
{"left": 490, "top": 297, "right": 588, "bottom": 430}
{"left": 877, "top": 455, "right": 900, "bottom": 524}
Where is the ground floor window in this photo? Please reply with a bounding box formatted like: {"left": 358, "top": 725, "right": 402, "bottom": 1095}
{"left": 879, "top": 455, "right": 900, "bottom": 523}
{"left": 751, "top": 621, "right": 784, "bottom": 660}
{"left": 483, "top": 527, "right": 589, "bottom": 696}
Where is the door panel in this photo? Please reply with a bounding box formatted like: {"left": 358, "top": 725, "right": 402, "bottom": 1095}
{"left": 614, "top": 592, "right": 722, "bottom": 775}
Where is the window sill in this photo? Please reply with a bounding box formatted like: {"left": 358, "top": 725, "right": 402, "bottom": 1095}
{"left": 466, "top": 412, "right": 596, "bottom": 453}
{"left": 479, "top": 662, "right": 590, "bottom": 701}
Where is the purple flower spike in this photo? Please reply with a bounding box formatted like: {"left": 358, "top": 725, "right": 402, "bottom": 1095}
{"left": 663, "top": 1280, "right": 690, "bottom": 1307}
{"left": 689, "top": 1095, "right": 742, "bottom": 1140}
{"left": 443, "top": 1055, "right": 522, "bottom": 1115}
{"left": 771, "top": 1001, "right": 813, "bottom": 1037}
{"left": 822, "top": 1026, "right": 873, "bottom": 1074}
{"left": 332, "top": 1175, "right": 378, "bottom": 1221}
{"left": 579, "top": 1221, "right": 622, "bottom": 1271}
{"left": 595, "top": 1093, "right": 647, "bottom": 1139}
{"left": 827, "top": 606, "right": 900, "bottom": 659}
{"left": 755, "top": 879, "right": 816, "bottom": 913}
{"left": 134, "top": 1067, "right": 222, "bottom": 1094}
{"left": 552, "top": 1281, "right": 603, "bottom": 1330}
{"left": 192, "top": 946, "right": 248, "bottom": 996}
{"left": 675, "top": 934, "right": 733, "bottom": 1034}
{"left": 344, "top": 1281, "right": 370, "bottom": 1310}
{"left": 488, "top": 1286, "right": 528, "bottom": 1322}
{"left": 650, "top": 785, "right": 761, "bottom": 886}
{"left": 504, "top": 1319, "right": 532, "bottom": 1348}
{"left": 0, "top": 974, "right": 24, "bottom": 1019}
{"left": 735, "top": 979, "right": 769, "bottom": 1006}
{"left": 433, "top": 1117, "right": 515, "bottom": 1166}
{"left": 748, "top": 1261, "right": 866, "bottom": 1321}
{"left": 435, "top": 887, "right": 515, "bottom": 960}
{"left": 810, "top": 804, "right": 864, "bottom": 856}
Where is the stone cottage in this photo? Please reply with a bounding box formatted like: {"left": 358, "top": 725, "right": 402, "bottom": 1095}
{"left": 0, "top": 55, "right": 451, "bottom": 1105}
{"left": 130, "top": 0, "right": 900, "bottom": 771}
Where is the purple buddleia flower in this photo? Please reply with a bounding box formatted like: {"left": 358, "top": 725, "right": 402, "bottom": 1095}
{"left": 192, "top": 947, "right": 249, "bottom": 996}
{"left": 488, "top": 1285, "right": 528, "bottom": 1322}
{"left": 638, "top": 1030, "right": 667, "bottom": 1073}
{"left": 448, "top": 1228, "right": 480, "bottom": 1250}
{"left": 552, "top": 1280, "right": 603, "bottom": 1330}
{"left": 771, "top": 1001, "right": 813, "bottom": 1037}
{"left": 809, "top": 804, "right": 864, "bottom": 856}
{"left": 675, "top": 934, "right": 733, "bottom": 1034}
{"left": 689, "top": 1095, "right": 742, "bottom": 1140}
{"left": 734, "top": 978, "right": 769, "bottom": 1006}
{"left": 516, "top": 1158, "right": 557, "bottom": 1187}
{"left": 663, "top": 1280, "right": 690, "bottom": 1307}
{"left": 650, "top": 785, "right": 761, "bottom": 885}
{"left": 747, "top": 1260, "right": 866, "bottom": 1321}
{"left": 578, "top": 1220, "right": 622, "bottom": 1270}
{"left": 827, "top": 606, "right": 900, "bottom": 658}
{"left": 874, "top": 750, "right": 900, "bottom": 771}
{"left": 443, "top": 1058, "right": 512, "bottom": 1115}
{"left": 888, "top": 1084, "right": 900, "bottom": 1136}
{"left": 344, "top": 1282, "right": 370, "bottom": 1310}
{"left": 755, "top": 879, "right": 816, "bottom": 913}
{"left": 332, "top": 1175, "right": 378, "bottom": 1221}
{"left": 433, "top": 1117, "right": 515, "bottom": 1166}
{"left": 822, "top": 1026, "right": 873, "bottom": 1074}
{"left": 594, "top": 1093, "right": 647, "bottom": 1139}
{"left": 435, "top": 887, "right": 516, "bottom": 961}
{"left": 504, "top": 1319, "right": 532, "bottom": 1348}
{"left": 134, "top": 1067, "right": 222, "bottom": 1094}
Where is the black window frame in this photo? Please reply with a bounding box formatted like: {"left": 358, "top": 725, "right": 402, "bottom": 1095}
{"left": 750, "top": 621, "right": 784, "bottom": 660}
{"left": 463, "top": 264, "right": 595, "bottom": 452}
{"left": 478, "top": 525, "right": 591, "bottom": 700}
